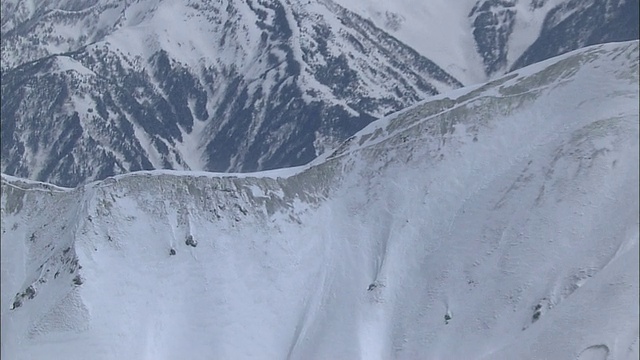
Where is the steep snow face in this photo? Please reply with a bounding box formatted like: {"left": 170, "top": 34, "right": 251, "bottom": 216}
{"left": 1, "top": 0, "right": 461, "bottom": 187}
{"left": 1, "top": 41, "right": 639, "bottom": 359}
{"left": 328, "top": 0, "right": 639, "bottom": 80}
{"left": 511, "top": 0, "right": 640, "bottom": 71}
{"left": 329, "top": 0, "right": 486, "bottom": 85}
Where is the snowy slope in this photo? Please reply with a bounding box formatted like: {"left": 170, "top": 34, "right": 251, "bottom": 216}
{"left": 2, "top": 0, "right": 637, "bottom": 188}
{"left": 328, "top": 0, "right": 639, "bottom": 81}
{"left": 1, "top": 41, "right": 638, "bottom": 359}
{"left": 329, "top": 0, "right": 486, "bottom": 84}
{"left": 1, "top": 0, "right": 462, "bottom": 187}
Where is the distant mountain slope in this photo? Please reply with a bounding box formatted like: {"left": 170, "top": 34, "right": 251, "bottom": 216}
{"left": 511, "top": 0, "right": 640, "bottom": 70}
{"left": 0, "top": 0, "right": 461, "bottom": 187}
{"left": 1, "top": 0, "right": 638, "bottom": 187}
{"left": 2, "top": 41, "right": 638, "bottom": 359}
{"left": 468, "top": 0, "right": 639, "bottom": 77}
{"left": 336, "top": 0, "right": 639, "bottom": 79}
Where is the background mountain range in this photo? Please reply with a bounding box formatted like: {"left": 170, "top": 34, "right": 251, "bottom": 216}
{"left": 2, "top": 0, "right": 638, "bottom": 186}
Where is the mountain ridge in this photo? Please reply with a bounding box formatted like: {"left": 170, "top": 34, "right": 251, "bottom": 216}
{"left": 2, "top": 40, "right": 638, "bottom": 359}
{"left": 1, "top": 0, "right": 464, "bottom": 187}
{"left": 2, "top": 0, "right": 638, "bottom": 187}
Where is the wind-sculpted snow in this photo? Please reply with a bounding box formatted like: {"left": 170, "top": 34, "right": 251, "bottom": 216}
{"left": 1, "top": 41, "right": 638, "bottom": 359}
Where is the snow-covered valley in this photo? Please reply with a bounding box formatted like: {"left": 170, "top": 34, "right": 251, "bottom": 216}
{"left": 1, "top": 41, "right": 639, "bottom": 359}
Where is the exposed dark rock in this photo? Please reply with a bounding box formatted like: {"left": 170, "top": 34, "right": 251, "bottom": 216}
{"left": 512, "top": 0, "right": 639, "bottom": 71}
{"left": 11, "top": 299, "right": 22, "bottom": 310}
{"left": 185, "top": 235, "right": 197, "bottom": 248}
{"left": 25, "top": 285, "right": 36, "bottom": 299}
{"left": 470, "top": 0, "right": 517, "bottom": 76}
{"left": 72, "top": 275, "right": 83, "bottom": 286}
{"left": 367, "top": 283, "right": 377, "bottom": 291}
{"left": 1, "top": 1, "right": 460, "bottom": 187}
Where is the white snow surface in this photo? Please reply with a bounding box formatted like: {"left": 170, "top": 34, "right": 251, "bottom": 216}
{"left": 329, "top": 0, "right": 574, "bottom": 84}
{"left": 1, "top": 41, "right": 639, "bottom": 359}
{"left": 329, "top": 0, "right": 486, "bottom": 84}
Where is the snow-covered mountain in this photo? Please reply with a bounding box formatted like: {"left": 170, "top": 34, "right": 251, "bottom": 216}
{"left": 2, "top": 41, "right": 638, "bottom": 359}
{"left": 336, "top": 0, "right": 639, "bottom": 79}
{"left": 2, "top": 0, "right": 637, "bottom": 187}
{"left": 1, "top": 0, "right": 462, "bottom": 187}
